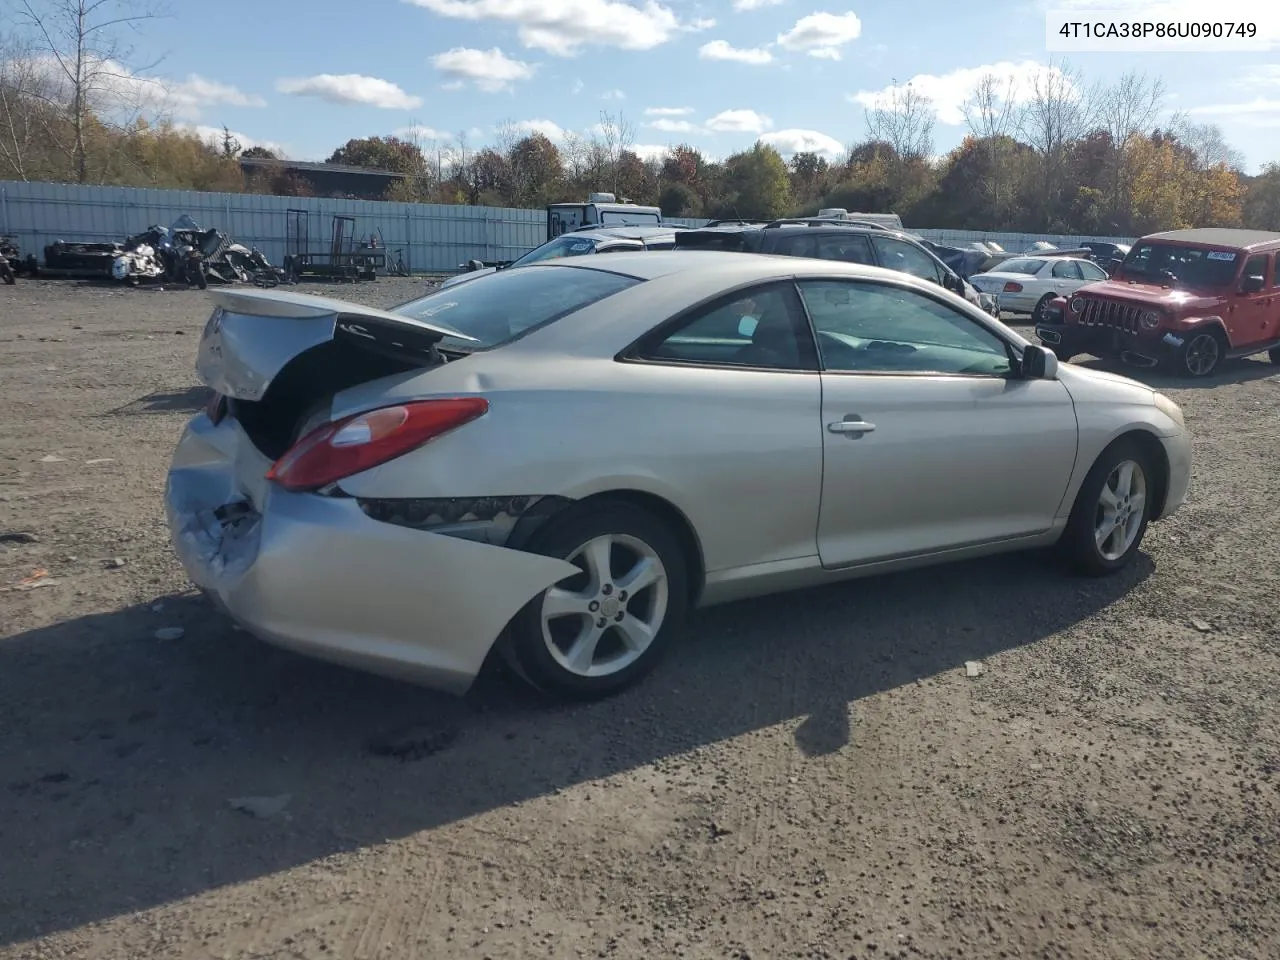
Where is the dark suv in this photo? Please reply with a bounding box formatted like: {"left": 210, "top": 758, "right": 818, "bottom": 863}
{"left": 673, "top": 219, "right": 1001, "bottom": 316}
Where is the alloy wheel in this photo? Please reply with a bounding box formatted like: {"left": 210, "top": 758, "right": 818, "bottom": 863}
{"left": 539, "top": 533, "right": 669, "bottom": 678}
{"left": 1094, "top": 459, "right": 1147, "bottom": 561}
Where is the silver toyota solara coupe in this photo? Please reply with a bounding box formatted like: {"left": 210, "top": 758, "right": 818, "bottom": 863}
{"left": 166, "top": 251, "right": 1192, "bottom": 700}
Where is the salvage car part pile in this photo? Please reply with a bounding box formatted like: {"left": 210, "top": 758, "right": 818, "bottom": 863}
{"left": 40, "top": 215, "right": 289, "bottom": 287}
{"left": 1, "top": 235, "right": 40, "bottom": 283}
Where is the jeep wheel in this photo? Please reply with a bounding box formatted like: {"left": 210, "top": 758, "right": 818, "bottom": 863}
{"left": 1176, "top": 329, "right": 1224, "bottom": 378}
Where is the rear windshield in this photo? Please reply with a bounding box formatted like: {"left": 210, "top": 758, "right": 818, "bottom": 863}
{"left": 394, "top": 264, "right": 641, "bottom": 349}
{"left": 511, "top": 234, "right": 599, "bottom": 266}
{"left": 1119, "top": 242, "right": 1239, "bottom": 289}
{"left": 997, "top": 258, "right": 1046, "bottom": 274}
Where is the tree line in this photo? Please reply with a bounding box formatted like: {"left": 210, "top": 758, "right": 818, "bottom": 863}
{"left": 2, "top": 2, "right": 1278, "bottom": 236}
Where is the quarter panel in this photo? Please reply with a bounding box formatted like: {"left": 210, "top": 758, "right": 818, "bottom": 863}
{"left": 335, "top": 357, "right": 825, "bottom": 574}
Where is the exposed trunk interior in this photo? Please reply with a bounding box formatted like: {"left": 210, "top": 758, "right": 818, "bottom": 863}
{"left": 229, "top": 318, "right": 444, "bottom": 460}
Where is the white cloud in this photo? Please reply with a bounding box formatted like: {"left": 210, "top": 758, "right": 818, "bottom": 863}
{"left": 166, "top": 75, "right": 267, "bottom": 116}
{"left": 1237, "top": 65, "right": 1280, "bottom": 89}
{"left": 776, "top": 12, "right": 861, "bottom": 59}
{"left": 405, "top": 0, "right": 703, "bottom": 56}
{"left": 513, "top": 118, "right": 567, "bottom": 140}
{"left": 630, "top": 143, "right": 671, "bottom": 160}
{"left": 571, "top": 78, "right": 585, "bottom": 94}
{"left": 760, "top": 128, "right": 844, "bottom": 157}
{"left": 1185, "top": 98, "right": 1280, "bottom": 127}
{"left": 644, "top": 106, "right": 693, "bottom": 116}
{"left": 181, "top": 124, "right": 284, "bottom": 156}
{"left": 705, "top": 108, "right": 772, "bottom": 133}
{"left": 699, "top": 39, "right": 774, "bottom": 64}
{"left": 430, "top": 47, "right": 535, "bottom": 92}
{"left": 276, "top": 74, "right": 422, "bottom": 109}
{"left": 734, "top": 0, "right": 783, "bottom": 8}
{"left": 393, "top": 123, "right": 451, "bottom": 141}
{"left": 649, "top": 117, "right": 701, "bottom": 133}
{"left": 849, "top": 60, "right": 1077, "bottom": 126}
{"left": 601, "top": 88, "right": 626, "bottom": 100}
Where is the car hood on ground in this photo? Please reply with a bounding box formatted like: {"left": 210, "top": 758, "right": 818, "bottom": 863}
{"left": 1071, "top": 278, "right": 1224, "bottom": 313}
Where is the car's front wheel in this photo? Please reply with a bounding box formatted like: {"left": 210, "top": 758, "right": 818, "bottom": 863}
{"left": 1176, "top": 329, "right": 1225, "bottom": 378}
{"left": 1059, "top": 439, "right": 1154, "bottom": 576}
{"left": 504, "top": 500, "right": 689, "bottom": 699}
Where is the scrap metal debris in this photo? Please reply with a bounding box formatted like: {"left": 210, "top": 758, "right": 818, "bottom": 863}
{"left": 964, "top": 660, "right": 986, "bottom": 679}
{"left": 11, "top": 568, "right": 57, "bottom": 591}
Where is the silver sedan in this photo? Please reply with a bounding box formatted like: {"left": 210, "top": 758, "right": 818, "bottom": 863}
{"left": 166, "top": 252, "right": 1192, "bottom": 700}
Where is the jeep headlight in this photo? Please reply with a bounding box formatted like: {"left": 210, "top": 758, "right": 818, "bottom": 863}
{"left": 1154, "top": 392, "right": 1184, "bottom": 428}
{"left": 1069, "top": 296, "right": 1085, "bottom": 314}
{"left": 1140, "top": 310, "right": 1161, "bottom": 329}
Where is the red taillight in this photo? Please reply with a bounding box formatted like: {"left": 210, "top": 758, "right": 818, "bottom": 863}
{"left": 205, "top": 392, "right": 227, "bottom": 425}
{"left": 266, "top": 398, "right": 489, "bottom": 492}
{"left": 1002, "top": 281, "right": 1023, "bottom": 293}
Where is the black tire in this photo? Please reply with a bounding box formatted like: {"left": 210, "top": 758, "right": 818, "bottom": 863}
{"left": 1032, "top": 294, "right": 1055, "bottom": 324}
{"left": 1269, "top": 347, "right": 1280, "bottom": 366}
{"left": 502, "top": 500, "right": 690, "bottom": 700}
{"left": 1058, "top": 438, "right": 1154, "bottom": 577}
{"left": 1174, "top": 328, "right": 1224, "bottom": 378}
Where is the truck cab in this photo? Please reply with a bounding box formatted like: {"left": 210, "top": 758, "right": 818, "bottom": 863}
{"left": 546, "top": 193, "right": 663, "bottom": 240}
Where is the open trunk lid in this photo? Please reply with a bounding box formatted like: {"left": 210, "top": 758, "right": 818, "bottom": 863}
{"left": 195, "top": 288, "right": 477, "bottom": 462}
{"left": 197, "top": 288, "right": 474, "bottom": 401}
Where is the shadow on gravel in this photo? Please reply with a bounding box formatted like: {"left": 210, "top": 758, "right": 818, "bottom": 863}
{"left": 104, "top": 386, "right": 213, "bottom": 417}
{"left": 0, "top": 550, "right": 1152, "bottom": 943}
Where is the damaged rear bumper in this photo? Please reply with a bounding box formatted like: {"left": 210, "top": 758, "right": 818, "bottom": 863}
{"left": 165, "top": 414, "right": 577, "bottom": 693}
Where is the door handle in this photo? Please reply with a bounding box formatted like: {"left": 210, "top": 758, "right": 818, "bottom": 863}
{"left": 828, "top": 417, "right": 876, "bottom": 436}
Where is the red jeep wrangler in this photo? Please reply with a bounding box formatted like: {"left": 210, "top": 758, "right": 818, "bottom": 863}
{"left": 1035, "top": 228, "right": 1280, "bottom": 378}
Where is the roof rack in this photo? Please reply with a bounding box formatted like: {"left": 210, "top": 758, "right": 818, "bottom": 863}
{"left": 701, "top": 218, "right": 771, "bottom": 227}
{"left": 762, "top": 217, "right": 896, "bottom": 230}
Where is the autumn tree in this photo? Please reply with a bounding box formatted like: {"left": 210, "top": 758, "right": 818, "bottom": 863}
{"left": 1243, "top": 164, "right": 1280, "bottom": 230}
{"left": 711, "top": 142, "right": 791, "bottom": 220}
{"left": 327, "top": 135, "right": 426, "bottom": 174}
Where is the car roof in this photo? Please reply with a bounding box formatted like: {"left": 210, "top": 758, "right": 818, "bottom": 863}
{"left": 523, "top": 249, "right": 934, "bottom": 284}
{"left": 567, "top": 225, "right": 678, "bottom": 240}
{"left": 1142, "top": 228, "right": 1280, "bottom": 250}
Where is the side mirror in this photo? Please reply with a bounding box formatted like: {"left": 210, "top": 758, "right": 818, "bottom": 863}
{"left": 1019, "top": 344, "right": 1059, "bottom": 380}
{"left": 1241, "top": 274, "right": 1265, "bottom": 294}
{"left": 466, "top": 258, "right": 484, "bottom": 272}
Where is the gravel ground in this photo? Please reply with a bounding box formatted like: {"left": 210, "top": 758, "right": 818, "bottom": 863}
{"left": 1, "top": 277, "right": 1277, "bottom": 960}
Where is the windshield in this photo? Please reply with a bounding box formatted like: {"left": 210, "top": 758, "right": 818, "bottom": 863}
{"left": 1119, "top": 242, "right": 1240, "bottom": 288}
{"left": 997, "top": 258, "right": 1046, "bottom": 275}
{"left": 511, "top": 235, "right": 600, "bottom": 267}
{"left": 393, "top": 264, "right": 641, "bottom": 349}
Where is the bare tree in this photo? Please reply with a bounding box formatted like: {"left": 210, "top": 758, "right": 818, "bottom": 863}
{"left": 959, "top": 72, "right": 1022, "bottom": 220}
{"left": 1017, "top": 58, "right": 1094, "bottom": 221}
{"left": 863, "top": 81, "right": 935, "bottom": 161}
{"left": 0, "top": 33, "right": 48, "bottom": 180}
{"left": 17, "top": 0, "right": 166, "bottom": 183}
{"left": 1168, "top": 114, "right": 1245, "bottom": 170}
{"left": 596, "top": 109, "right": 635, "bottom": 195}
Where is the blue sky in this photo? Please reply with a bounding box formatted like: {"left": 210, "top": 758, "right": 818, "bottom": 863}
{"left": 123, "top": 0, "right": 1280, "bottom": 172}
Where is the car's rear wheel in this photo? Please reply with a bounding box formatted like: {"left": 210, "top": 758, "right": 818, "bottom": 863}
{"left": 1059, "top": 439, "right": 1153, "bottom": 577}
{"left": 1032, "top": 294, "right": 1056, "bottom": 324}
{"left": 1176, "top": 329, "right": 1225, "bottom": 378}
{"left": 503, "top": 500, "right": 689, "bottom": 700}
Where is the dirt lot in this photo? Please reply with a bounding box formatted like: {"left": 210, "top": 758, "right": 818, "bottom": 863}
{"left": 1, "top": 277, "right": 1278, "bottom": 960}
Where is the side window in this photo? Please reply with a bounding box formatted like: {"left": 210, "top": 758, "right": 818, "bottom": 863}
{"left": 870, "top": 236, "right": 942, "bottom": 283}
{"left": 1052, "top": 260, "right": 1082, "bottom": 279}
{"left": 814, "top": 233, "right": 875, "bottom": 265}
{"left": 1241, "top": 254, "right": 1267, "bottom": 292}
{"left": 633, "top": 283, "right": 814, "bottom": 371}
{"left": 1079, "top": 261, "right": 1109, "bottom": 281}
{"left": 797, "top": 280, "right": 1012, "bottom": 377}
{"left": 1272, "top": 255, "right": 1280, "bottom": 289}
{"left": 770, "top": 234, "right": 819, "bottom": 258}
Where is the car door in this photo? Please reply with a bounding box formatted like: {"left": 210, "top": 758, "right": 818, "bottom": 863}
{"left": 1048, "top": 259, "right": 1084, "bottom": 297}
{"left": 1228, "top": 253, "right": 1274, "bottom": 348}
{"left": 796, "top": 278, "right": 1079, "bottom": 568}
